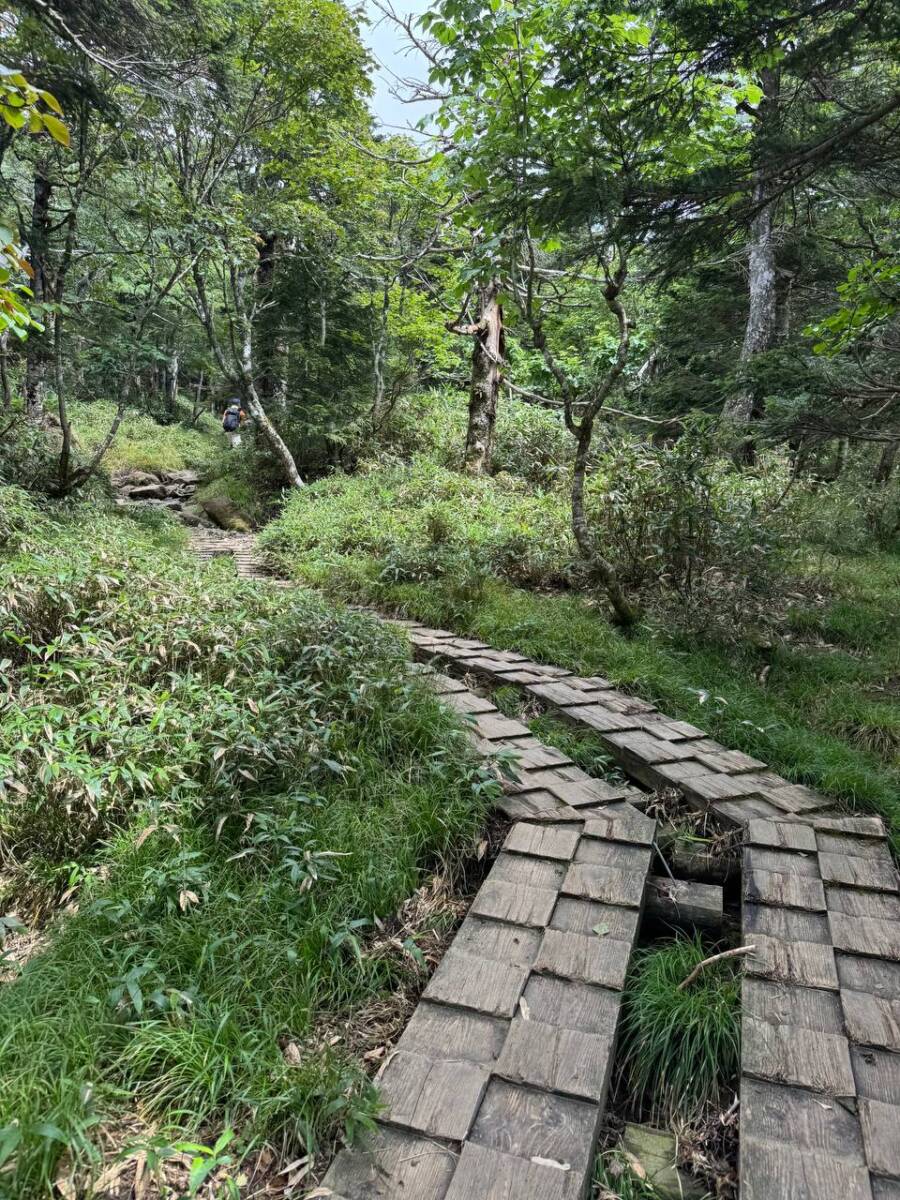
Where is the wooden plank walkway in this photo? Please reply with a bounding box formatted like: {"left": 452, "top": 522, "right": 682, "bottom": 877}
{"left": 397, "top": 620, "right": 900, "bottom": 1200}
{"left": 322, "top": 666, "right": 657, "bottom": 1200}
{"left": 185, "top": 536, "right": 900, "bottom": 1200}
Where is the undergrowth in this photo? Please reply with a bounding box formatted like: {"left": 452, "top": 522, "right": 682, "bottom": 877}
{"left": 0, "top": 487, "right": 494, "bottom": 1196}
{"left": 617, "top": 934, "right": 741, "bottom": 1124}
{"left": 69, "top": 400, "right": 228, "bottom": 476}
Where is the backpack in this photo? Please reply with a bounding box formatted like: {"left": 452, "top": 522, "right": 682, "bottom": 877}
{"left": 223, "top": 405, "right": 241, "bottom": 432}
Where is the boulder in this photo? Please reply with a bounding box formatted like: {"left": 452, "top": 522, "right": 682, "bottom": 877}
{"left": 200, "top": 496, "right": 253, "bottom": 532}
{"left": 621, "top": 1125, "right": 706, "bottom": 1200}
{"left": 160, "top": 469, "right": 201, "bottom": 485}
{"left": 113, "top": 469, "right": 159, "bottom": 490}
{"left": 126, "top": 483, "right": 172, "bottom": 501}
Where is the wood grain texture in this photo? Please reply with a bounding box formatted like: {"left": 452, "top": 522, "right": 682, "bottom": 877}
{"left": 744, "top": 934, "right": 839, "bottom": 990}
{"left": 860, "top": 1097, "right": 900, "bottom": 1179}
{"left": 445, "top": 1141, "right": 583, "bottom": 1200}
{"left": 743, "top": 902, "right": 831, "bottom": 944}
{"left": 562, "top": 863, "right": 646, "bottom": 908}
{"left": 582, "top": 803, "right": 655, "bottom": 845}
{"left": 469, "top": 1079, "right": 600, "bottom": 1176}
{"left": 826, "top": 887, "right": 900, "bottom": 920}
{"left": 747, "top": 819, "right": 818, "bottom": 852}
{"left": 534, "top": 928, "right": 632, "bottom": 990}
{"left": 322, "top": 1125, "right": 458, "bottom": 1200}
{"left": 812, "top": 816, "right": 887, "bottom": 838}
{"left": 377, "top": 1050, "right": 489, "bottom": 1140}
{"left": 550, "top": 897, "right": 640, "bottom": 942}
{"left": 817, "top": 833, "right": 893, "bottom": 860}
{"left": 740, "top": 1139, "right": 874, "bottom": 1200}
{"left": 838, "top": 955, "right": 900, "bottom": 1001}
{"left": 574, "top": 839, "right": 651, "bottom": 872}
{"left": 452, "top": 916, "right": 542, "bottom": 969}
{"left": 830, "top": 914, "right": 900, "bottom": 961}
{"left": 743, "top": 1016, "right": 855, "bottom": 1095}
{"left": 495, "top": 1017, "right": 614, "bottom": 1101}
{"left": 521, "top": 974, "right": 622, "bottom": 1036}
{"left": 842, "top": 990, "right": 900, "bottom": 1053}
{"left": 741, "top": 1077, "right": 866, "bottom": 1158}
{"left": 504, "top": 823, "right": 582, "bottom": 861}
{"left": 744, "top": 868, "right": 826, "bottom": 911}
{"left": 645, "top": 876, "right": 723, "bottom": 931}
{"left": 470, "top": 879, "right": 559, "bottom": 929}
{"left": 743, "top": 978, "right": 843, "bottom": 1032}
{"left": 745, "top": 846, "right": 821, "bottom": 878}
{"left": 851, "top": 1046, "right": 900, "bottom": 1104}
{"left": 423, "top": 950, "right": 528, "bottom": 1017}
{"left": 491, "top": 852, "right": 567, "bottom": 891}
{"left": 398, "top": 1001, "right": 509, "bottom": 1064}
{"left": 819, "top": 852, "right": 899, "bottom": 893}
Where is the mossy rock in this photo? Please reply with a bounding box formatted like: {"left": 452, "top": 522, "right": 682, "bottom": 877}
{"left": 200, "top": 496, "right": 253, "bottom": 532}
{"left": 621, "top": 1125, "right": 706, "bottom": 1199}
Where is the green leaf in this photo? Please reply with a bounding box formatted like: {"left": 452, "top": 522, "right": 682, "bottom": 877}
{"left": 40, "top": 112, "right": 70, "bottom": 147}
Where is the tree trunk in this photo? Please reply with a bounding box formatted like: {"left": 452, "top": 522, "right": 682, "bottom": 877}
{"left": 464, "top": 280, "right": 504, "bottom": 474}
{"left": 24, "top": 163, "right": 52, "bottom": 424}
{"left": 875, "top": 439, "right": 897, "bottom": 484}
{"left": 722, "top": 67, "right": 781, "bottom": 463}
{"left": 371, "top": 281, "right": 390, "bottom": 428}
{"left": 164, "top": 346, "right": 179, "bottom": 417}
{"left": 255, "top": 233, "right": 287, "bottom": 409}
{"left": 0, "top": 331, "right": 10, "bottom": 409}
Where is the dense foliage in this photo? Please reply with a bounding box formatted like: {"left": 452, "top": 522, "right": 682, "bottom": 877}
{"left": 0, "top": 489, "right": 493, "bottom": 1194}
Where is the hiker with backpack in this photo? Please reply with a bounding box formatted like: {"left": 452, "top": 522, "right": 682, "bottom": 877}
{"left": 222, "top": 398, "right": 246, "bottom": 447}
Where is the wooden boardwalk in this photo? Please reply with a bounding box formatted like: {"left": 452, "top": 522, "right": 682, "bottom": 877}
{"left": 186, "top": 536, "right": 900, "bottom": 1200}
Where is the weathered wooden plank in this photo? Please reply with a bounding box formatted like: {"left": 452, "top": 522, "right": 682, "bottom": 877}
{"left": 741, "top": 1077, "right": 867, "bottom": 1158}
{"left": 683, "top": 772, "right": 767, "bottom": 802}
{"left": 526, "top": 681, "right": 613, "bottom": 709}
{"left": 851, "top": 1046, "right": 900, "bottom": 1104}
{"left": 322, "top": 1125, "right": 458, "bottom": 1200}
{"left": 377, "top": 1050, "right": 489, "bottom": 1140}
{"left": 550, "top": 897, "right": 641, "bottom": 943}
{"left": 504, "top": 742, "right": 574, "bottom": 769}
{"left": 444, "top": 1143, "right": 582, "bottom": 1200}
{"left": 582, "top": 804, "right": 656, "bottom": 846}
{"left": 874, "top": 1180, "right": 900, "bottom": 1200}
{"left": 742, "top": 1016, "right": 855, "bottom": 1096}
{"left": 743, "top": 902, "right": 831, "bottom": 944}
{"left": 747, "top": 819, "right": 818, "bottom": 853}
{"left": 504, "top": 822, "right": 582, "bottom": 861}
{"left": 745, "top": 935, "right": 838, "bottom": 990}
{"left": 562, "top": 863, "right": 646, "bottom": 908}
{"left": 441, "top": 691, "right": 498, "bottom": 715}
{"left": 495, "top": 1017, "right": 615, "bottom": 1101}
{"left": 469, "top": 1079, "right": 601, "bottom": 1176}
{"left": 473, "top": 712, "right": 533, "bottom": 741}
{"left": 740, "top": 1139, "right": 874, "bottom": 1200}
{"left": 744, "top": 868, "right": 826, "bottom": 911}
{"left": 574, "top": 839, "right": 650, "bottom": 873}
{"left": 453, "top": 916, "right": 542, "bottom": 969}
{"left": 562, "top": 703, "right": 641, "bottom": 733}
{"left": 470, "top": 879, "right": 559, "bottom": 928}
{"left": 842, "top": 990, "right": 900, "bottom": 1053}
{"left": 759, "top": 783, "right": 835, "bottom": 814}
{"left": 654, "top": 759, "right": 722, "bottom": 785}
{"left": 745, "top": 846, "right": 821, "bottom": 878}
{"left": 830, "top": 914, "right": 900, "bottom": 961}
{"left": 522, "top": 974, "right": 622, "bottom": 1036}
{"left": 491, "top": 852, "right": 567, "bottom": 891}
{"left": 520, "top": 774, "right": 634, "bottom": 807}
{"left": 817, "top": 833, "right": 893, "bottom": 860}
{"left": 639, "top": 715, "right": 707, "bottom": 741}
{"left": 819, "top": 852, "right": 899, "bottom": 893}
{"left": 604, "top": 730, "right": 697, "bottom": 765}
{"left": 430, "top": 673, "right": 468, "bottom": 694}
{"left": 828, "top": 886, "right": 900, "bottom": 921}
{"left": 743, "top": 978, "right": 843, "bottom": 1031}
{"left": 715, "top": 796, "right": 793, "bottom": 825}
{"left": 399, "top": 1001, "right": 509, "bottom": 1063}
{"left": 838, "top": 954, "right": 900, "bottom": 1000}
{"left": 860, "top": 1097, "right": 900, "bottom": 1179}
{"left": 423, "top": 950, "right": 528, "bottom": 1017}
{"left": 812, "top": 816, "right": 887, "bottom": 838}
{"left": 644, "top": 876, "right": 723, "bottom": 932}
{"left": 534, "top": 928, "right": 632, "bottom": 990}
{"left": 495, "top": 790, "right": 579, "bottom": 823}
{"left": 695, "top": 748, "right": 768, "bottom": 773}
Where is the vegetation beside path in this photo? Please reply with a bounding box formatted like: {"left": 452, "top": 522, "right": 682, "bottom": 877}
{"left": 0, "top": 487, "right": 493, "bottom": 1195}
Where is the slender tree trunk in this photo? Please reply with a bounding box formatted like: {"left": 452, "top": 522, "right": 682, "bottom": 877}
{"left": 875, "top": 439, "right": 898, "bottom": 484}
{"left": 775, "top": 267, "right": 795, "bottom": 343}
{"left": 24, "top": 162, "right": 52, "bottom": 424}
{"left": 164, "top": 345, "right": 179, "bottom": 417}
{"left": 371, "top": 281, "right": 390, "bottom": 428}
{"left": 255, "top": 233, "right": 288, "bottom": 409}
{"left": 464, "top": 280, "right": 504, "bottom": 474}
{"left": 0, "top": 331, "right": 10, "bottom": 409}
{"left": 722, "top": 67, "right": 781, "bottom": 463}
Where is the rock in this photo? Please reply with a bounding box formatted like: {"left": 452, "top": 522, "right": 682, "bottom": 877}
{"left": 126, "top": 483, "right": 171, "bottom": 501}
{"left": 621, "top": 1125, "right": 706, "bottom": 1200}
{"left": 200, "top": 497, "right": 253, "bottom": 532}
{"left": 181, "top": 503, "right": 214, "bottom": 528}
{"left": 159, "top": 469, "right": 201, "bottom": 485}
{"left": 113, "top": 469, "right": 159, "bottom": 490}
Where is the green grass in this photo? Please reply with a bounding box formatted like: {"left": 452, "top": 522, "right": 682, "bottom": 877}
{"left": 263, "top": 544, "right": 900, "bottom": 844}
{"left": 69, "top": 400, "right": 228, "bottom": 476}
{"left": 0, "top": 488, "right": 494, "bottom": 1196}
{"left": 618, "top": 934, "right": 741, "bottom": 1123}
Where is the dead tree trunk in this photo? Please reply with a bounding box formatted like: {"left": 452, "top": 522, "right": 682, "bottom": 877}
{"left": 722, "top": 67, "right": 781, "bottom": 464}
{"left": 449, "top": 280, "right": 505, "bottom": 475}
{"left": 24, "top": 162, "right": 52, "bottom": 424}
{"left": 875, "top": 439, "right": 897, "bottom": 484}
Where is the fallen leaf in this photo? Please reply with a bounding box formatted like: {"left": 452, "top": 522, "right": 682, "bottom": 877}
{"left": 282, "top": 1041, "right": 302, "bottom": 1066}
{"left": 134, "top": 824, "right": 157, "bottom": 850}
{"left": 624, "top": 1151, "right": 647, "bottom": 1180}
{"left": 592, "top": 923, "right": 609, "bottom": 937}
{"left": 303, "top": 1189, "right": 332, "bottom": 1199}
{"left": 530, "top": 1156, "right": 571, "bottom": 1171}
{"left": 178, "top": 889, "right": 200, "bottom": 911}
{"left": 364, "top": 1046, "right": 385, "bottom": 1062}
{"left": 518, "top": 997, "right": 531, "bottom": 1021}
{"left": 476, "top": 839, "right": 488, "bottom": 860}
